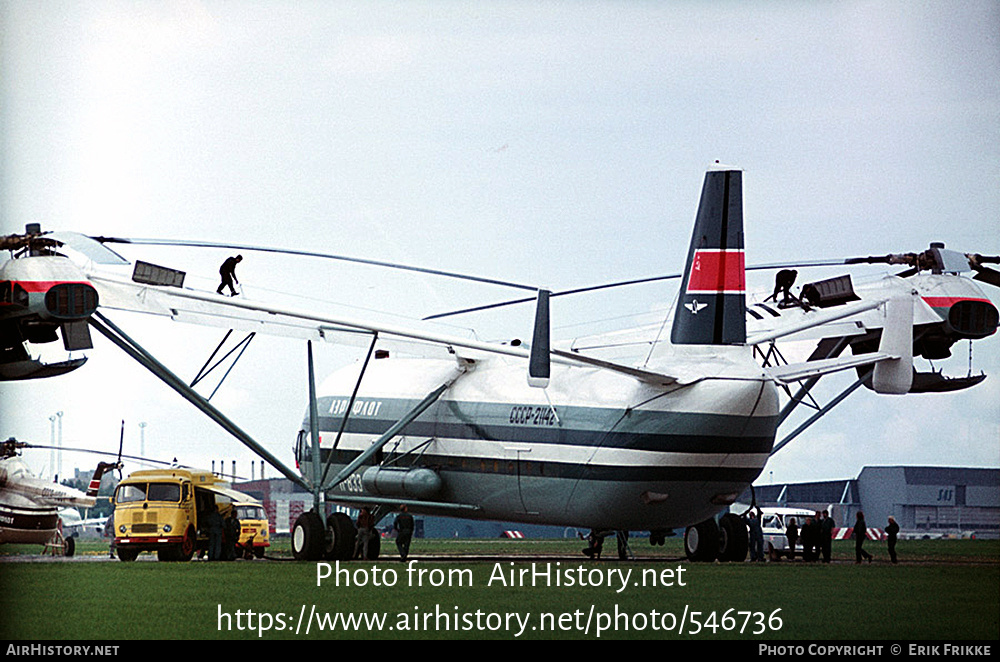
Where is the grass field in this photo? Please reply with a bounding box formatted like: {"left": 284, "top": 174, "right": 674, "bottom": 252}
{"left": 1, "top": 538, "right": 997, "bottom": 640}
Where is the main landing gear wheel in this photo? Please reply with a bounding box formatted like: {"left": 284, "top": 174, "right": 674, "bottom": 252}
{"left": 649, "top": 530, "right": 667, "bottom": 546}
{"left": 292, "top": 511, "right": 325, "bottom": 561}
{"left": 364, "top": 532, "right": 381, "bottom": 560}
{"left": 324, "top": 512, "right": 357, "bottom": 561}
{"left": 718, "top": 513, "right": 749, "bottom": 562}
{"left": 684, "top": 518, "right": 719, "bottom": 562}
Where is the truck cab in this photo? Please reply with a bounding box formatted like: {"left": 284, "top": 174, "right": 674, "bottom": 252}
{"left": 233, "top": 501, "right": 270, "bottom": 558}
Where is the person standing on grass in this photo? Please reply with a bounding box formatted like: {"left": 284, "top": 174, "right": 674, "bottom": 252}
{"left": 820, "top": 509, "right": 834, "bottom": 563}
{"left": 785, "top": 517, "right": 798, "bottom": 560}
{"left": 886, "top": 516, "right": 900, "bottom": 564}
{"left": 394, "top": 505, "right": 414, "bottom": 561}
{"left": 854, "top": 511, "right": 873, "bottom": 564}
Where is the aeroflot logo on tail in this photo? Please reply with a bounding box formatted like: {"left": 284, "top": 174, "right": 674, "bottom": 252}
{"left": 686, "top": 249, "right": 745, "bottom": 294}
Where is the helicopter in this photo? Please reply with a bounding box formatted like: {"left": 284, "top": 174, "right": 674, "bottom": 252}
{"left": 0, "top": 437, "right": 119, "bottom": 556}
{"left": 2, "top": 165, "right": 996, "bottom": 562}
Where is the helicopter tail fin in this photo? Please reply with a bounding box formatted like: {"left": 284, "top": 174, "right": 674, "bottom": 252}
{"left": 670, "top": 166, "right": 746, "bottom": 346}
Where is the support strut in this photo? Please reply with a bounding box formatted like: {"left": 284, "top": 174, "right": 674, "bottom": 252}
{"left": 90, "top": 312, "right": 309, "bottom": 491}
{"left": 321, "top": 380, "right": 455, "bottom": 492}
{"left": 770, "top": 368, "right": 873, "bottom": 456}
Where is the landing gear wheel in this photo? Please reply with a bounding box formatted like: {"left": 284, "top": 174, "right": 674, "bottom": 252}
{"left": 718, "top": 513, "right": 749, "bottom": 562}
{"left": 684, "top": 518, "right": 719, "bottom": 562}
{"left": 649, "top": 530, "right": 667, "bottom": 546}
{"left": 117, "top": 547, "right": 139, "bottom": 562}
{"left": 63, "top": 536, "right": 75, "bottom": 557}
{"left": 292, "top": 511, "right": 325, "bottom": 561}
{"left": 324, "top": 512, "right": 357, "bottom": 561}
{"left": 254, "top": 547, "right": 265, "bottom": 559}
{"left": 365, "top": 532, "right": 381, "bottom": 560}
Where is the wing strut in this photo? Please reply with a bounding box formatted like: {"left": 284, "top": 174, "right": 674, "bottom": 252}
{"left": 770, "top": 368, "right": 872, "bottom": 456}
{"left": 88, "top": 312, "right": 309, "bottom": 491}
{"left": 189, "top": 329, "right": 257, "bottom": 402}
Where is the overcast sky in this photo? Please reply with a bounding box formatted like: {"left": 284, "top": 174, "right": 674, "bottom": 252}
{"left": 2, "top": 1, "right": 998, "bottom": 491}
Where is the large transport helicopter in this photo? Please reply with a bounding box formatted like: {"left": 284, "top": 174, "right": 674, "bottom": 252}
{"left": 3, "top": 165, "right": 997, "bottom": 561}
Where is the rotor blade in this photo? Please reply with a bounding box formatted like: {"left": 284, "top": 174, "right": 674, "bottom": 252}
{"left": 972, "top": 266, "right": 1000, "bottom": 288}
{"left": 423, "top": 260, "right": 851, "bottom": 321}
{"left": 22, "top": 443, "right": 182, "bottom": 469}
{"left": 117, "top": 420, "right": 125, "bottom": 477}
{"left": 844, "top": 253, "right": 917, "bottom": 266}
{"left": 93, "top": 236, "right": 538, "bottom": 292}
{"left": 527, "top": 289, "right": 551, "bottom": 388}
{"left": 423, "top": 273, "right": 685, "bottom": 320}
{"left": 47, "top": 232, "right": 131, "bottom": 265}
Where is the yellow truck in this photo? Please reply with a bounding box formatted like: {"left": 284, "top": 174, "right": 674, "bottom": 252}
{"left": 112, "top": 468, "right": 268, "bottom": 561}
{"left": 232, "top": 501, "right": 270, "bottom": 559}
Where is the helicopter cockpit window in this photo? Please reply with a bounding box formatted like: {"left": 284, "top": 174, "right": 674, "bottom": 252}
{"left": 295, "top": 430, "right": 310, "bottom": 462}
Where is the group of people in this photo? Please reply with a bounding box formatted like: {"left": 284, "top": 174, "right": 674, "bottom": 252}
{"left": 744, "top": 508, "right": 900, "bottom": 564}
{"left": 782, "top": 510, "right": 836, "bottom": 563}
{"left": 205, "top": 508, "right": 243, "bottom": 561}
{"left": 853, "top": 512, "right": 901, "bottom": 564}
{"left": 742, "top": 508, "right": 834, "bottom": 563}
{"left": 354, "top": 505, "right": 415, "bottom": 561}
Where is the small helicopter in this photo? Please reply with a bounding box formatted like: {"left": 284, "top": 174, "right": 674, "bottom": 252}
{"left": 0, "top": 437, "right": 119, "bottom": 556}
{"left": 2, "top": 165, "right": 996, "bottom": 561}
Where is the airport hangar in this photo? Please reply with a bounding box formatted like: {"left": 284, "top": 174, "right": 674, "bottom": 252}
{"left": 740, "top": 466, "right": 1000, "bottom": 539}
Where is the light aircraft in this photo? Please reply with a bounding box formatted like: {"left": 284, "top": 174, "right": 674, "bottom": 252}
{"left": 0, "top": 438, "right": 118, "bottom": 555}
{"left": 3, "top": 165, "right": 997, "bottom": 562}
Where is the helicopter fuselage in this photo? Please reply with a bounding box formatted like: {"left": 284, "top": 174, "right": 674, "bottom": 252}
{"left": 298, "top": 347, "right": 779, "bottom": 531}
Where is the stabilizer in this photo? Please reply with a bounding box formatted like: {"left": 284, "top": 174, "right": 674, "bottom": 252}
{"left": 671, "top": 166, "right": 746, "bottom": 345}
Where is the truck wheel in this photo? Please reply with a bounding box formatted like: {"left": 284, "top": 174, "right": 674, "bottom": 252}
{"left": 718, "top": 513, "right": 749, "bottom": 562}
{"left": 292, "top": 511, "right": 324, "bottom": 561}
{"left": 324, "top": 512, "right": 357, "bottom": 561}
{"left": 117, "top": 547, "right": 139, "bottom": 562}
{"left": 684, "top": 518, "right": 719, "bottom": 561}
{"left": 177, "top": 526, "right": 196, "bottom": 562}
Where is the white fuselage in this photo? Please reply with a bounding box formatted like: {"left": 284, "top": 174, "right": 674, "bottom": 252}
{"left": 301, "top": 346, "right": 779, "bottom": 531}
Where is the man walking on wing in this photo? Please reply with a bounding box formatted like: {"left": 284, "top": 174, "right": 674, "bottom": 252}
{"left": 217, "top": 255, "right": 243, "bottom": 296}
